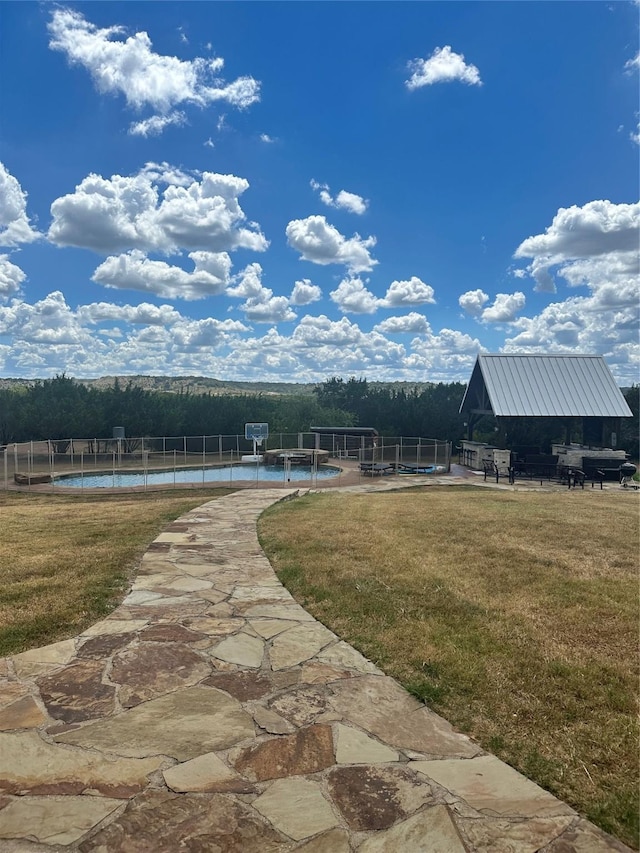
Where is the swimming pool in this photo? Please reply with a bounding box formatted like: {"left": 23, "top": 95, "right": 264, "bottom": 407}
{"left": 55, "top": 463, "right": 341, "bottom": 489}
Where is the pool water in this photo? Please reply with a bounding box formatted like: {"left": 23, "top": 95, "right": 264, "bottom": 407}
{"left": 55, "top": 463, "right": 340, "bottom": 489}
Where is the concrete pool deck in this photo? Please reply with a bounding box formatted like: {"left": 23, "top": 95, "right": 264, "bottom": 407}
{"left": 0, "top": 477, "right": 633, "bottom": 851}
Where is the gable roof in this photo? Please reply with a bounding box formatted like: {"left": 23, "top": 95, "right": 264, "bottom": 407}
{"left": 460, "top": 354, "right": 633, "bottom": 418}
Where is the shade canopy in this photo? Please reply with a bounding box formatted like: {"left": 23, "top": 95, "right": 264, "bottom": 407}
{"left": 460, "top": 354, "right": 632, "bottom": 419}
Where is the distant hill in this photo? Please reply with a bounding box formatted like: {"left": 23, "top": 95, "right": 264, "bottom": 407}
{"left": 79, "top": 375, "right": 317, "bottom": 396}
{"left": 0, "top": 375, "right": 436, "bottom": 396}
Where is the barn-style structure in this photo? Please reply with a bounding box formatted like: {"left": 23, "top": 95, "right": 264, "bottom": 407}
{"left": 459, "top": 354, "right": 632, "bottom": 473}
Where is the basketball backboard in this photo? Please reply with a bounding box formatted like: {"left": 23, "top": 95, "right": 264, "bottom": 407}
{"left": 245, "top": 422, "right": 269, "bottom": 442}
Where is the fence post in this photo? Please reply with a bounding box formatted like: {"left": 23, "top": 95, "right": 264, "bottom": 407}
{"left": 3, "top": 446, "right": 7, "bottom": 490}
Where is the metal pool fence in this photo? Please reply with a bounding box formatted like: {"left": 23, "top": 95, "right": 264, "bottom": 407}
{"left": 2, "top": 433, "right": 451, "bottom": 491}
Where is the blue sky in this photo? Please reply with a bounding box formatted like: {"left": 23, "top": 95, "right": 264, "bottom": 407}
{"left": 0, "top": 1, "right": 638, "bottom": 384}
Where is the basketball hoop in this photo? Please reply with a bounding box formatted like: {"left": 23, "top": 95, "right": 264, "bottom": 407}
{"left": 244, "top": 423, "right": 269, "bottom": 462}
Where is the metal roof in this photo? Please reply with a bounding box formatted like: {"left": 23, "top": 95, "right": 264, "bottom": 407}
{"left": 460, "top": 354, "right": 633, "bottom": 418}
{"left": 310, "top": 426, "right": 379, "bottom": 436}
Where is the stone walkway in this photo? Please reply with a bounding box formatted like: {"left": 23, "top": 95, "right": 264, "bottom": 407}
{"left": 0, "top": 482, "right": 633, "bottom": 852}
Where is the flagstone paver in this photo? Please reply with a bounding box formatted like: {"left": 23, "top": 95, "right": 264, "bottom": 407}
{"left": 162, "top": 751, "right": 253, "bottom": 794}
{"left": 0, "top": 483, "right": 633, "bottom": 851}
{"left": 210, "top": 631, "right": 266, "bottom": 668}
{"left": 54, "top": 686, "right": 255, "bottom": 760}
{"left": 252, "top": 777, "right": 340, "bottom": 841}
{"left": 412, "top": 755, "right": 575, "bottom": 818}
{"left": 333, "top": 723, "right": 400, "bottom": 764}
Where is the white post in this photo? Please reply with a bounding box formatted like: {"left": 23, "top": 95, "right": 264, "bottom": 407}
{"left": 255, "top": 439, "right": 260, "bottom": 485}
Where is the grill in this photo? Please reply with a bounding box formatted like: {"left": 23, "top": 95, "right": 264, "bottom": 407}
{"left": 619, "top": 462, "right": 638, "bottom": 489}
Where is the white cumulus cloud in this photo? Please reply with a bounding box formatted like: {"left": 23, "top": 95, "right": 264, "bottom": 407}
{"left": 460, "top": 288, "right": 525, "bottom": 323}
{"left": 330, "top": 276, "right": 380, "bottom": 314}
{"left": 226, "top": 263, "right": 296, "bottom": 323}
{"left": 504, "top": 295, "right": 639, "bottom": 368}
{"left": 514, "top": 199, "right": 640, "bottom": 293}
{"left": 0, "top": 292, "right": 91, "bottom": 345}
{"left": 48, "top": 7, "right": 260, "bottom": 133}
{"left": 290, "top": 279, "right": 322, "bottom": 306}
{"left": 310, "top": 180, "right": 368, "bottom": 215}
{"left": 48, "top": 166, "right": 268, "bottom": 255}
{"left": 480, "top": 292, "right": 526, "bottom": 323}
{"left": 374, "top": 312, "right": 431, "bottom": 335}
{"left": 171, "top": 317, "right": 249, "bottom": 349}
{"left": 382, "top": 276, "right": 435, "bottom": 307}
{"left": 459, "top": 289, "right": 489, "bottom": 317}
{"left": 406, "top": 45, "right": 482, "bottom": 89}
{"left": 291, "top": 314, "right": 365, "bottom": 347}
{"left": 92, "top": 249, "right": 232, "bottom": 300}
{"left": 78, "top": 301, "right": 182, "bottom": 326}
{"left": 286, "top": 215, "right": 377, "bottom": 273}
{"left": 0, "top": 255, "right": 26, "bottom": 302}
{"left": 0, "top": 163, "right": 40, "bottom": 247}
{"left": 504, "top": 202, "right": 639, "bottom": 374}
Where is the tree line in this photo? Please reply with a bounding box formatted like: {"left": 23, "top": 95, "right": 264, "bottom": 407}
{"left": 0, "top": 375, "right": 350, "bottom": 446}
{"left": 0, "top": 374, "right": 637, "bottom": 457}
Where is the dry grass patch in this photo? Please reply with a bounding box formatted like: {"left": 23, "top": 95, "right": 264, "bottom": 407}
{"left": 0, "top": 488, "right": 233, "bottom": 656}
{"left": 258, "top": 486, "right": 639, "bottom": 848}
